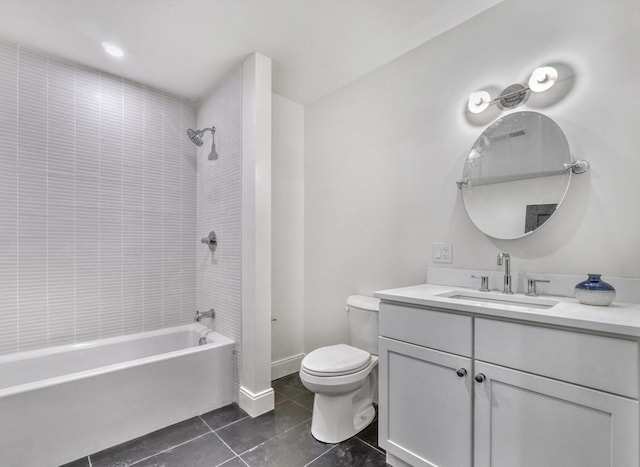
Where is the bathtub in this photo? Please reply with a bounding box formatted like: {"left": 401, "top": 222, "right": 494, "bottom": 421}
{"left": 0, "top": 324, "right": 234, "bottom": 467}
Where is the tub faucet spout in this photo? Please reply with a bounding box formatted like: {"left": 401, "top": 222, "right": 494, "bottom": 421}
{"left": 195, "top": 308, "right": 216, "bottom": 323}
{"left": 497, "top": 252, "right": 513, "bottom": 294}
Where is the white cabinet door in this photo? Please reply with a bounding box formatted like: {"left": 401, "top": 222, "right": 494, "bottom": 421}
{"left": 474, "top": 361, "right": 639, "bottom": 467}
{"left": 379, "top": 337, "right": 472, "bottom": 467}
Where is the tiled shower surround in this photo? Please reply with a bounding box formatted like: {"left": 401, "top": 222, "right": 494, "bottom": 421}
{"left": 0, "top": 41, "right": 198, "bottom": 354}
{"left": 196, "top": 67, "right": 243, "bottom": 398}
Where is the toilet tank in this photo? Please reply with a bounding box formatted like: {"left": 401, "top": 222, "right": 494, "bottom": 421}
{"left": 347, "top": 295, "right": 380, "bottom": 355}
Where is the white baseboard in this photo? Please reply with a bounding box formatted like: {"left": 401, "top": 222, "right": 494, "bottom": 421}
{"left": 238, "top": 386, "right": 274, "bottom": 418}
{"left": 271, "top": 353, "right": 305, "bottom": 381}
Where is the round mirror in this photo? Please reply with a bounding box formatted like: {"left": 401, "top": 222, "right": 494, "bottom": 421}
{"left": 460, "top": 111, "right": 572, "bottom": 239}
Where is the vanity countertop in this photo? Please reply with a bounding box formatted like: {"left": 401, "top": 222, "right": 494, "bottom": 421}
{"left": 374, "top": 284, "right": 640, "bottom": 338}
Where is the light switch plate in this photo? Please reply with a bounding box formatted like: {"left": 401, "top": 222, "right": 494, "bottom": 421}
{"left": 432, "top": 243, "right": 452, "bottom": 264}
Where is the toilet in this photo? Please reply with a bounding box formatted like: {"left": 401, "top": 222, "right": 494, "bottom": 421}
{"left": 299, "top": 295, "right": 380, "bottom": 443}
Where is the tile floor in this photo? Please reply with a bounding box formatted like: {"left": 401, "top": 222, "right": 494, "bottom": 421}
{"left": 62, "top": 373, "right": 388, "bottom": 467}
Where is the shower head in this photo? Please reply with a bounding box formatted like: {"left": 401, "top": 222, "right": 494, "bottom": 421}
{"left": 187, "top": 128, "right": 204, "bottom": 147}
{"left": 186, "top": 127, "right": 218, "bottom": 160}
{"left": 209, "top": 140, "right": 219, "bottom": 160}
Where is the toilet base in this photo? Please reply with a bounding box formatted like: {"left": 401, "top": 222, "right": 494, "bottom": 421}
{"left": 309, "top": 370, "right": 377, "bottom": 444}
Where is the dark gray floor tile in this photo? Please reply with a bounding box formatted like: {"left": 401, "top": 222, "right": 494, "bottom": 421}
{"left": 134, "top": 433, "right": 234, "bottom": 467}
{"left": 59, "top": 457, "right": 90, "bottom": 467}
{"left": 356, "top": 418, "right": 382, "bottom": 452}
{"left": 217, "top": 400, "right": 311, "bottom": 454}
{"left": 291, "top": 391, "right": 314, "bottom": 411}
{"left": 217, "top": 456, "right": 247, "bottom": 467}
{"left": 90, "top": 417, "right": 210, "bottom": 467}
{"left": 201, "top": 403, "right": 249, "bottom": 431}
{"left": 307, "top": 438, "right": 388, "bottom": 467}
{"left": 272, "top": 373, "right": 308, "bottom": 399}
{"left": 241, "top": 420, "right": 333, "bottom": 467}
{"left": 274, "top": 390, "right": 290, "bottom": 405}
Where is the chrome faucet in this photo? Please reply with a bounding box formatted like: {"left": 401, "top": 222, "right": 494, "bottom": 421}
{"left": 497, "top": 253, "right": 513, "bottom": 294}
{"left": 195, "top": 308, "right": 216, "bottom": 323}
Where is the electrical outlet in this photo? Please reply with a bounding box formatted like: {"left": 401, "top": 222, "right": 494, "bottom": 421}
{"left": 432, "top": 243, "right": 453, "bottom": 264}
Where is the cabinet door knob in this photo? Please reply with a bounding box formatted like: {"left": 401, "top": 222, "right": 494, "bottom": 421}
{"left": 456, "top": 368, "right": 467, "bottom": 378}
{"left": 475, "top": 373, "right": 486, "bottom": 383}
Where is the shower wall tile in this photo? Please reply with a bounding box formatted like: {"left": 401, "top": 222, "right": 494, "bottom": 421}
{"left": 17, "top": 49, "right": 48, "bottom": 352}
{"left": 0, "top": 41, "right": 198, "bottom": 354}
{"left": 142, "top": 87, "right": 164, "bottom": 333}
{"left": 197, "top": 66, "right": 243, "bottom": 399}
{"left": 181, "top": 101, "right": 198, "bottom": 325}
{"left": 75, "top": 64, "right": 101, "bottom": 344}
{"left": 122, "top": 80, "right": 145, "bottom": 336}
{"left": 47, "top": 57, "right": 76, "bottom": 347}
{"left": 0, "top": 41, "right": 18, "bottom": 354}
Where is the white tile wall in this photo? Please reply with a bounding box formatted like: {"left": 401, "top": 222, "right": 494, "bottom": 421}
{"left": 197, "top": 66, "right": 243, "bottom": 397}
{"left": 0, "top": 41, "right": 197, "bottom": 354}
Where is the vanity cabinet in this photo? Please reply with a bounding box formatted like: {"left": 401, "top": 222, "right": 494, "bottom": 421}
{"left": 474, "top": 360, "right": 637, "bottom": 467}
{"left": 378, "top": 302, "right": 640, "bottom": 467}
{"left": 379, "top": 337, "right": 472, "bottom": 467}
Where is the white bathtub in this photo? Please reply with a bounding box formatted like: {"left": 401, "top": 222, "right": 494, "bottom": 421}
{"left": 0, "top": 324, "right": 234, "bottom": 467}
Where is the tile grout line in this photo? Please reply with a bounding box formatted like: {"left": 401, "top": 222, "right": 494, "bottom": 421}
{"left": 203, "top": 414, "right": 251, "bottom": 433}
{"left": 288, "top": 397, "right": 312, "bottom": 412}
{"left": 199, "top": 414, "right": 249, "bottom": 466}
{"left": 215, "top": 415, "right": 250, "bottom": 433}
{"left": 199, "top": 415, "right": 241, "bottom": 457}
{"left": 217, "top": 455, "right": 251, "bottom": 467}
{"left": 126, "top": 431, "right": 212, "bottom": 466}
{"left": 213, "top": 431, "right": 242, "bottom": 465}
{"left": 234, "top": 415, "right": 313, "bottom": 458}
{"left": 303, "top": 444, "right": 339, "bottom": 467}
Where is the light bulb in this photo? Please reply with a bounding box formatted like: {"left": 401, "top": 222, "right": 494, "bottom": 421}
{"left": 467, "top": 91, "right": 491, "bottom": 114}
{"left": 528, "top": 66, "right": 558, "bottom": 92}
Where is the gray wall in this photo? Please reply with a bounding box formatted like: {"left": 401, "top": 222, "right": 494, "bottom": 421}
{"left": 0, "top": 41, "right": 197, "bottom": 354}
{"left": 303, "top": 0, "right": 640, "bottom": 351}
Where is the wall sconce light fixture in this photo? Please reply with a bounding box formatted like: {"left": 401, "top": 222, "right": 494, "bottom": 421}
{"left": 468, "top": 66, "right": 559, "bottom": 114}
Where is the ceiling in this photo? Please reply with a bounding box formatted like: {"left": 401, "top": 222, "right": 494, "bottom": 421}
{"left": 0, "top": 0, "right": 501, "bottom": 104}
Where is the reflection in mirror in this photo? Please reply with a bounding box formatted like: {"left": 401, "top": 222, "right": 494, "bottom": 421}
{"left": 460, "top": 111, "right": 572, "bottom": 239}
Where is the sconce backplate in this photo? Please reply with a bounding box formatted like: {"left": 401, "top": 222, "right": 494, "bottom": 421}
{"left": 498, "top": 83, "right": 529, "bottom": 109}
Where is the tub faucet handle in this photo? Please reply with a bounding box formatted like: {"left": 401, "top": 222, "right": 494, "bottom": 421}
{"left": 201, "top": 231, "right": 218, "bottom": 252}
{"left": 471, "top": 275, "right": 490, "bottom": 292}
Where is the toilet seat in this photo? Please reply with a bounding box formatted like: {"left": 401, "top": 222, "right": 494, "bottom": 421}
{"left": 302, "top": 344, "right": 371, "bottom": 377}
{"left": 300, "top": 356, "right": 378, "bottom": 390}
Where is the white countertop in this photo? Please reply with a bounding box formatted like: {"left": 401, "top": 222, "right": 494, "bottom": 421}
{"left": 374, "top": 284, "right": 640, "bottom": 338}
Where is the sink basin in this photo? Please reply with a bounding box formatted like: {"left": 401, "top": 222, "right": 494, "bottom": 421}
{"left": 436, "top": 290, "right": 558, "bottom": 309}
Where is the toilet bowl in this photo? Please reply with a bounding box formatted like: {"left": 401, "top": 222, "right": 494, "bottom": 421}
{"left": 299, "top": 295, "right": 380, "bottom": 443}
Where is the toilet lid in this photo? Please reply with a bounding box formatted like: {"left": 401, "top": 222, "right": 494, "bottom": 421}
{"left": 302, "top": 344, "right": 371, "bottom": 376}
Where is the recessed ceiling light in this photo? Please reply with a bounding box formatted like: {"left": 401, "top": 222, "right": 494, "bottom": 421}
{"left": 101, "top": 42, "right": 124, "bottom": 58}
